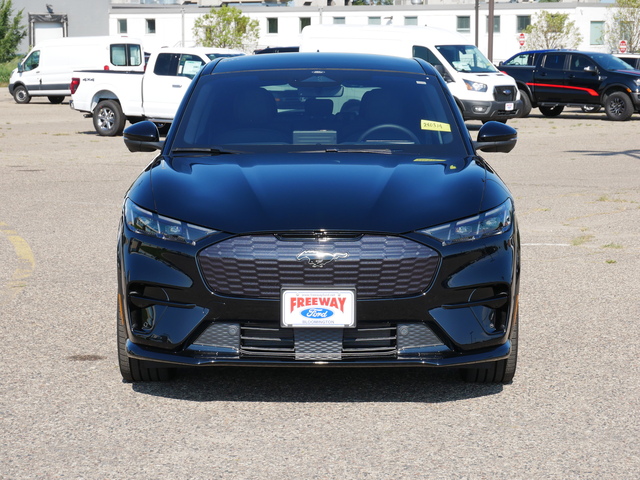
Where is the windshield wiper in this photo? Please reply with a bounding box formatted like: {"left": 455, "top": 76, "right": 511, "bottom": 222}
{"left": 307, "top": 148, "right": 395, "bottom": 154}
{"left": 170, "top": 147, "right": 239, "bottom": 156}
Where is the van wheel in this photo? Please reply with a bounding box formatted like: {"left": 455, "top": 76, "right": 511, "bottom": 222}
{"left": 93, "top": 100, "right": 126, "bottom": 136}
{"left": 604, "top": 92, "right": 633, "bottom": 121}
{"left": 13, "top": 85, "right": 31, "bottom": 104}
{"left": 48, "top": 96, "right": 65, "bottom": 104}
{"left": 539, "top": 105, "right": 564, "bottom": 117}
{"left": 518, "top": 90, "right": 532, "bottom": 117}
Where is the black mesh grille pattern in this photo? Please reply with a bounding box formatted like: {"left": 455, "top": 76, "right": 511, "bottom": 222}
{"left": 198, "top": 234, "right": 439, "bottom": 299}
{"left": 494, "top": 85, "right": 517, "bottom": 102}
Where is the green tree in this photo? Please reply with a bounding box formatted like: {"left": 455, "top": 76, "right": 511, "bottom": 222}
{"left": 193, "top": 6, "right": 259, "bottom": 52}
{"left": 605, "top": 0, "right": 640, "bottom": 53}
{"left": 0, "top": 0, "right": 27, "bottom": 63}
{"left": 523, "top": 11, "right": 582, "bottom": 50}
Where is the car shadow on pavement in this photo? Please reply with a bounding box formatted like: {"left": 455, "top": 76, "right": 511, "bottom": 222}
{"left": 130, "top": 366, "right": 504, "bottom": 403}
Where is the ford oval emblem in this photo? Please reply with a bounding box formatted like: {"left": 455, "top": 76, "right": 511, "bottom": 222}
{"left": 504, "top": 89, "right": 512, "bottom": 95}
{"left": 301, "top": 308, "right": 334, "bottom": 318}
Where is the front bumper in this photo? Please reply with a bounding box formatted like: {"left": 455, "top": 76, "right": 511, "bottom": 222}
{"left": 118, "top": 223, "right": 520, "bottom": 369}
{"left": 460, "top": 99, "right": 523, "bottom": 121}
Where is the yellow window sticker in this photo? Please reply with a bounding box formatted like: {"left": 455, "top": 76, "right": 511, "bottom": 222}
{"left": 421, "top": 120, "right": 451, "bottom": 132}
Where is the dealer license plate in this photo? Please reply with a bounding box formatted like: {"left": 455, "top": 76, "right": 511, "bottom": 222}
{"left": 506, "top": 102, "right": 514, "bottom": 111}
{"left": 281, "top": 288, "right": 356, "bottom": 328}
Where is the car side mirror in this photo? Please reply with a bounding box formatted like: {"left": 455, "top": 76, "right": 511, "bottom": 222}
{"left": 473, "top": 121, "right": 517, "bottom": 153}
{"left": 434, "top": 64, "right": 452, "bottom": 82}
{"left": 584, "top": 65, "right": 597, "bottom": 74}
{"left": 18, "top": 62, "right": 24, "bottom": 73}
{"left": 123, "top": 121, "right": 164, "bottom": 152}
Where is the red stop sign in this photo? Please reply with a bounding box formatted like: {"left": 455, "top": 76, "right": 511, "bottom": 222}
{"left": 619, "top": 40, "right": 628, "bottom": 53}
{"left": 518, "top": 33, "right": 526, "bottom": 47}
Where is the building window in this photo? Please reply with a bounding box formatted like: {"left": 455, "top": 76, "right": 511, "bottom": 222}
{"left": 368, "top": 17, "right": 381, "bottom": 25}
{"left": 457, "top": 16, "right": 470, "bottom": 34}
{"left": 517, "top": 16, "right": 531, "bottom": 33}
{"left": 146, "top": 19, "right": 156, "bottom": 35}
{"left": 267, "top": 18, "right": 278, "bottom": 34}
{"left": 486, "top": 15, "right": 500, "bottom": 34}
{"left": 300, "top": 17, "right": 311, "bottom": 32}
{"left": 333, "top": 17, "right": 345, "bottom": 25}
{"left": 404, "top": 17, "right": 418, "bottom": 26}
{"left": 117, "top": 19, "right": 127, "bottom": 35}
{"left": 590, "top": 21, "right": 604, "bottom": 45}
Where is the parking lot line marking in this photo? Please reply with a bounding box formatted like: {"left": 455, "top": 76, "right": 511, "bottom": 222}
{"left": 0, "top": 222, "right": 36, "bottom": 304}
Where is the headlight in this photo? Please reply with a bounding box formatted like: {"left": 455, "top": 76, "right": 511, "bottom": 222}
{"left": 124, "top": 198, "right": 218, "bottom": 245}
{"left": 633, "top": 78, "right": 640, "bottom": 87}
{"left": 464, "top": 79, "right": 488, "bottom": 92}
{"left": 418, "top": 199, "right": 513, "bottom": 246}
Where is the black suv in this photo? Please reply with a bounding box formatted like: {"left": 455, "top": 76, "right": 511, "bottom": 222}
{"left": 500, "top": 49, "right": 640, "bottom": 120}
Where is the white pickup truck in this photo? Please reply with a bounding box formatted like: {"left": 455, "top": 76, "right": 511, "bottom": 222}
{"left": 70, "top": 47, "right": 244, "bottom": 136}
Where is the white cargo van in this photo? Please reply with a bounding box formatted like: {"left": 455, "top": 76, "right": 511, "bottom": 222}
{"left": 9, "top": 36, "right": 144, "bottom": 104}
{"left": 300, "top": 25, "right": 522, "bottom": 123}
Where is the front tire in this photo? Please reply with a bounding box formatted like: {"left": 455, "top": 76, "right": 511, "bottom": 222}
{"left": 604, "top": 92, "right": 633, "bottom": 121}
{"left": 539, "top": 105, "right": 564, "bottom": 117}
{"left": 93, "top": 99, "right": 126, "bottom": 136}
{"left": 13, "top": 85, "right": 31, "bottom": 104}
{"left": 117, "top": 309, "right": 175, "bottom": 382}
{"left": 462, "top": 314, "right": 519, "bottom": 384}
{"left": 518, "top": 89, "right": 532, "bottom": 117}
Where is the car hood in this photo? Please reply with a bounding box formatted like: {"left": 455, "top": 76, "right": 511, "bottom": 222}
{"left": 143, "top": 153, "right": 488, "bottom": 234}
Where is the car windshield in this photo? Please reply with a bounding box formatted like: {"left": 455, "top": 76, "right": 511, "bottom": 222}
{"left": 436, "top": 45, "right": 498, "bottom": 73}
{"left": 591, "top": 53, "right": 634, "bottom": 71}
{"left": 171, "top": 67, "right": 466, "bottom": 155}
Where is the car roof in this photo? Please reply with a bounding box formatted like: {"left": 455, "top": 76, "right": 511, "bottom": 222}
{"left": 202, "top": 52, "right": 434, "bottom": 76}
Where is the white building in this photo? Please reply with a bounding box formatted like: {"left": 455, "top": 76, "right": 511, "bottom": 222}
{"left": 108, "top": 1, "right": 617, "bottom": 61}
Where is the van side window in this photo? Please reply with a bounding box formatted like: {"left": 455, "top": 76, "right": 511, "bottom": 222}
{"left": 412, "top": 46, "right": 443, "bottom": 68}
{"left": 23, "top": 51, "right": 40, "bottom": 71}
{"left": 111, "top": 44, "right": 143, "bottom": 67}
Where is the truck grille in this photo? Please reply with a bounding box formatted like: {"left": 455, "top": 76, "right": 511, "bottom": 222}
{"left": 198, "top": 234, "right": 439, "bottom": 299}
{"left": 494, "top": 85, "right": 517, "bottom": 102}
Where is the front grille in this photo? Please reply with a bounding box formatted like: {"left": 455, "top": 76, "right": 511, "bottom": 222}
{"left": 494, "top": 85, "right": 517, "bottom": 102}
{"left": 241, "top": 322, "right": 397, "bottom": 359}
{"left": 191, "top": 321, "right": 445, "bottom": 361}
{"left": 198, "top": 234, "right": 439, "bottom": 299}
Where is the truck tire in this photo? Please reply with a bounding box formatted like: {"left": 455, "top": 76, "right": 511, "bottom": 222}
{"left": 518, "top": 89, "right": 532, "bottom": 118}
{"left": 93, "top": 100, "right": 126, "bottom": 136}
{"left": 539, "top": 105, "right": 564, "bottom": 117}
{"left": 13, "top": 85, "right": 31, "bottom": 104}
{"left": 604, "top": 92, "right": 633, "bottom": 121}
{"left": 581, "top": 105, "right": 601, "bottom": 113}
{"left": 48, "top": 96, "right": 65, "bottom": 104}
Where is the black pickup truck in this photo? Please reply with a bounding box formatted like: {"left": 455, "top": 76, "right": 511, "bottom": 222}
{"left": 499, "top": 49, "right": 640, "bottom": 120}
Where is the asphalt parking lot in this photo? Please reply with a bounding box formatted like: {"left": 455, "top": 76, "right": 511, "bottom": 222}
{"left": 1, "top": 92, "right": 639, "bottom": 479}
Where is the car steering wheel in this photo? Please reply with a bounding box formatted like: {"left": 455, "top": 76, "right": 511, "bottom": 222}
{"left": 357, "top": 124, "right": 420, "bottom": 143}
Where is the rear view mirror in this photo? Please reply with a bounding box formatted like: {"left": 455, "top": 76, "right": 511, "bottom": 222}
{"left": 473, "top": 121, "right": 517, "bottom": 153}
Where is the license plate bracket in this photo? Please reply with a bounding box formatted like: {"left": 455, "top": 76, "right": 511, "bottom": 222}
{"left": 281, "top": 288, "right": 356, "bottom": 328}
